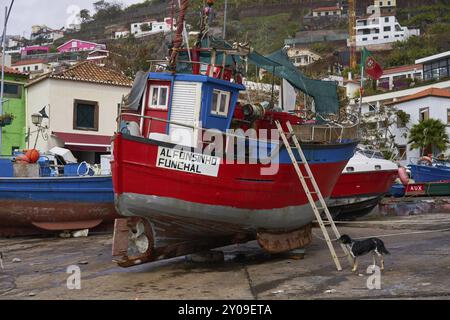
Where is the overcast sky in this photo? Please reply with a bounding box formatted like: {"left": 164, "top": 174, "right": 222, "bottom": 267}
{"left": 2, "top": 0, "right": 143, "bottom": 37}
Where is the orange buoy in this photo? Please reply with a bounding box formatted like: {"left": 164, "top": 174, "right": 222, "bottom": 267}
{"left": 398, "top": 167, "right": 410, "bottom": 186}
{"left": 25, "top": 149, "right": 40, "bottom": 164}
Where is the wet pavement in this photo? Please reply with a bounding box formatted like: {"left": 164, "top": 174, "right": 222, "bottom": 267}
{"left": 1, "top": 215, "right": 450, "bottom": 300}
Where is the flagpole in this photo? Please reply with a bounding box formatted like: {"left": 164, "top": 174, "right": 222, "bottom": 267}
{"left": 358, "top": 50, "right": 365, "bottom": 122}
{"left": 359, "top": 66, "right": 364, "bottom": 116}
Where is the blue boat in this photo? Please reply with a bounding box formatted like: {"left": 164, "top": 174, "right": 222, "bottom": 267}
{"left": 0, "top": 155, "right": 117, "bottom": 237}
{"left": 409, "top": 164, "right": 450, "bottom": 183}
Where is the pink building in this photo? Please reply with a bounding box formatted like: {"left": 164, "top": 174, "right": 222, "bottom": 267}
{"left": 57, "top": 39, "right": 106, "bottom": 53}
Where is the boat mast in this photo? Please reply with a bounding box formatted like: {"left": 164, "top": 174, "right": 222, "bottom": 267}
{"left": 195, "top": 0, "right": 215, "bottom": 48}
{"left": 168, "top": 0, "right": 189, "bottom": 72}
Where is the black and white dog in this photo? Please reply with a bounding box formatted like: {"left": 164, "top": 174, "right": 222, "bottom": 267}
{"left": 339, "top": 235, "right": 390, "bottom": 272}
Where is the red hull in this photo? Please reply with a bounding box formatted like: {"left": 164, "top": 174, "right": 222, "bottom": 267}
{"left": 331, "top": 170, "right": 398, "bottom": 199}
{"left": 113, "top": 134, "right": 348, "bottom": 211}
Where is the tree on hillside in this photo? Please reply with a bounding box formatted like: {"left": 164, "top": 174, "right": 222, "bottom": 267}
{"left": 93, "top": 0, "right": 124, "bottom": 21}
{"left": 79, "top": 9, "right": 92, "bottom": 23}
{"left": 408, "top": 119, "right": 449, "bottom": 157}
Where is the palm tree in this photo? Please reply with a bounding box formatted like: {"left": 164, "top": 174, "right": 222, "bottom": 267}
{"left": 408, "top": 119, "right": 449, "bottom": 156}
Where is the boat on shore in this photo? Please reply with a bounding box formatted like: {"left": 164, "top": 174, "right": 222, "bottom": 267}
{"left": 390, "top": 156, "right": 450, "bottom": 198}
{"left": 328, "top": 149, "right": 398, "bottom": 220}
{"left": 111, "top": 1, "right": 359, "bottom": 267}
{"left": 409, "top": 162, "right": 450, "bottom": 183}
{"left": 0, "top": 150, "right": 118, "bottom": 237}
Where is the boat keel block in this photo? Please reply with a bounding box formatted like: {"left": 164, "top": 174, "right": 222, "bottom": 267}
{"left": 257, "top": 224, "right": 312, "bottom": 254}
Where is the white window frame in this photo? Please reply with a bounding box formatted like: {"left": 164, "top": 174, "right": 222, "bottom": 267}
{"left": 149, "top": 85, "right": 169, "bottom": 110}
{"left": 211, "top": 89, "right": 231, "bottom": 117}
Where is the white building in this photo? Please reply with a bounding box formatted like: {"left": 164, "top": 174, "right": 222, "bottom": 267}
{"left": 353, "top": 79, "right": 450, "bottom": 115}
{"left": 30, "top": 25, "right": 64, "bottom": 42}
{"left": 87, "top": 50, "right": 110, "bottom": 67}
{"left": 378, "top": 64, "right": 423, "bottom": 90}
{"left": 131, "top": 17, "right": 175, "bottom": 38}
{"left": 386, "top": 88, "right": 450, "bottom": 164}
{"left": 115, "top": 30, "right": 130, "bottom": 39}
{"left": 416, "top": 51, "right": 450, "bottom": 82}
{"left": 287, "top": 48, "right": 321, "bottom": 67}
{"left": 25, "top": 61, "right": 133, "bottom": 164}
{"left": 312, "top": 5, "right": 342, "bottom": 17}
{"left": 12, "top": 59, "right": 52, "bottom": 78}
{"left": 367, "top": 0, "right": 397, "bottom": 15}
{"left": 354, "top": 14, "right": 420, "bottom": 48}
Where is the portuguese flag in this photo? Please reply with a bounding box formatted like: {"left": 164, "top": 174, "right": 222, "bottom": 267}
{"left": 362, "top": 47, "right": 383, "bottom": 80}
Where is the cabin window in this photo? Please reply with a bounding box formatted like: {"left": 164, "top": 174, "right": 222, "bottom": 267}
{"left": 149, "top": 86, "right": 169, "bottom": 110}
{"left": 211, "top": 89, "right": 230, "bottom": 117}
{"left": 346, "top": 167, "right": 355, "bottom": 173}
{"left": 73, "top": 99, "right": 99, "bottom": 131}
{"left": 447, "top": 109, "right": 450, "bottom": 125}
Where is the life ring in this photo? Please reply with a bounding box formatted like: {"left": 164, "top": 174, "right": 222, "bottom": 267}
{"left": 418, "top": 156, "right": 433, "bottom": 166}
{"left": 398, "top": 167, "right": 410, "bottom": 186}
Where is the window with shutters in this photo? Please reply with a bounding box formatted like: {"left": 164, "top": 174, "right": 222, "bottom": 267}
{"left": 73, "top": 99, "right": 99, "bottom": 131}
{"left": 211, "top": 89, "right": 230, "bottom": 117}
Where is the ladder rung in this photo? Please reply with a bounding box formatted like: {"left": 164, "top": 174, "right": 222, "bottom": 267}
{"left": 303, "top": 176, "right": 312, "bottom": 179}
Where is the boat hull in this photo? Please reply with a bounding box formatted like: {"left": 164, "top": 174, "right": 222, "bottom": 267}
{"left": 0, "top": 176, "right": 118, "bottom": 236}
{"left": 390, "top": 181, "right": 450, "bottom": 197}
{"left": 112, "top": 133, "right": 357, "bottom": 265}
{"left": 329, "top": 170, "right": 398, "bottom": 220}
{"left": 409, "top": 164, "right": 450, "bottom": 183}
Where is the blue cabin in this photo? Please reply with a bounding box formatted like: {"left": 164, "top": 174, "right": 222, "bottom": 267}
{"left": 135, "top": 72, "right": 245, "bottom": 147}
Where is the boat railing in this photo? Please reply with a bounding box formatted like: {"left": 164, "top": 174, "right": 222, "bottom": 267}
{"left": 118, "top": 112, "right": 359, "bottom": 145}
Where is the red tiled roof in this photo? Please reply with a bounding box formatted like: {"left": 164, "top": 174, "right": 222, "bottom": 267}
{"left": 1, "top": 65, "right": 27, "bottom": 75}
{"left": 12, "top": 59, "right": 48, "bottom": 67}
{"left": 386, "top": 88, "right": 450, "bottom": 105}
{"left": 382, "top": 64, "right": 422, "bottom": 76}
{"left": 27, "top": 61, "right": 133, "bottom": 87}
{"left": 313, "top": 6, "right": 341, "bottom": 12}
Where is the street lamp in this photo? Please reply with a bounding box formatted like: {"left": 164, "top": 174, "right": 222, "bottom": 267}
{"left": 27, "top": 107, "right": 49, "bottom": 149}
{"left": 31, "top": 113, "right": 43, "bottom": 126}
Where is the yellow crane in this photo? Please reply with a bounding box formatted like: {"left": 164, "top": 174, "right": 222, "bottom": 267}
{"left": 349, "top": 0, "right": 357, "bottom": 69}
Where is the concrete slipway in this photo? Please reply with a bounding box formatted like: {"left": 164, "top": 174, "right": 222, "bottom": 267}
{"left": 0, "top": 213, "right": 449, "bottom": 300}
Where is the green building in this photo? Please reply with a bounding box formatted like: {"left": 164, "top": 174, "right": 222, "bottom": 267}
{"left": 1, "top": 66, "right": 28, "bottom": 156}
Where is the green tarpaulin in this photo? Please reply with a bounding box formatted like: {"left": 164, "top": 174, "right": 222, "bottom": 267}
{"left": 177, "top": 37, "right": 340, "bottom": 115}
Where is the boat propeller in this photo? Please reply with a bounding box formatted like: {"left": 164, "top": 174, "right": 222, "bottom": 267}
{"left": 128, "top": 221, "right": 150, "bottom": 256}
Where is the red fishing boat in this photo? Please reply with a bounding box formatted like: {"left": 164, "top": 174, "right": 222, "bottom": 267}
{"left": 328, "top": 150, "right": 398, "bottom": 220}
{"left": 111, "top": 0, "right": 359, "bottom": 267}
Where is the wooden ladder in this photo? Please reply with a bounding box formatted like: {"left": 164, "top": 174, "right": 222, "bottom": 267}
{"left": 275, "top": 120, "right": 353, "bottom": 271}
